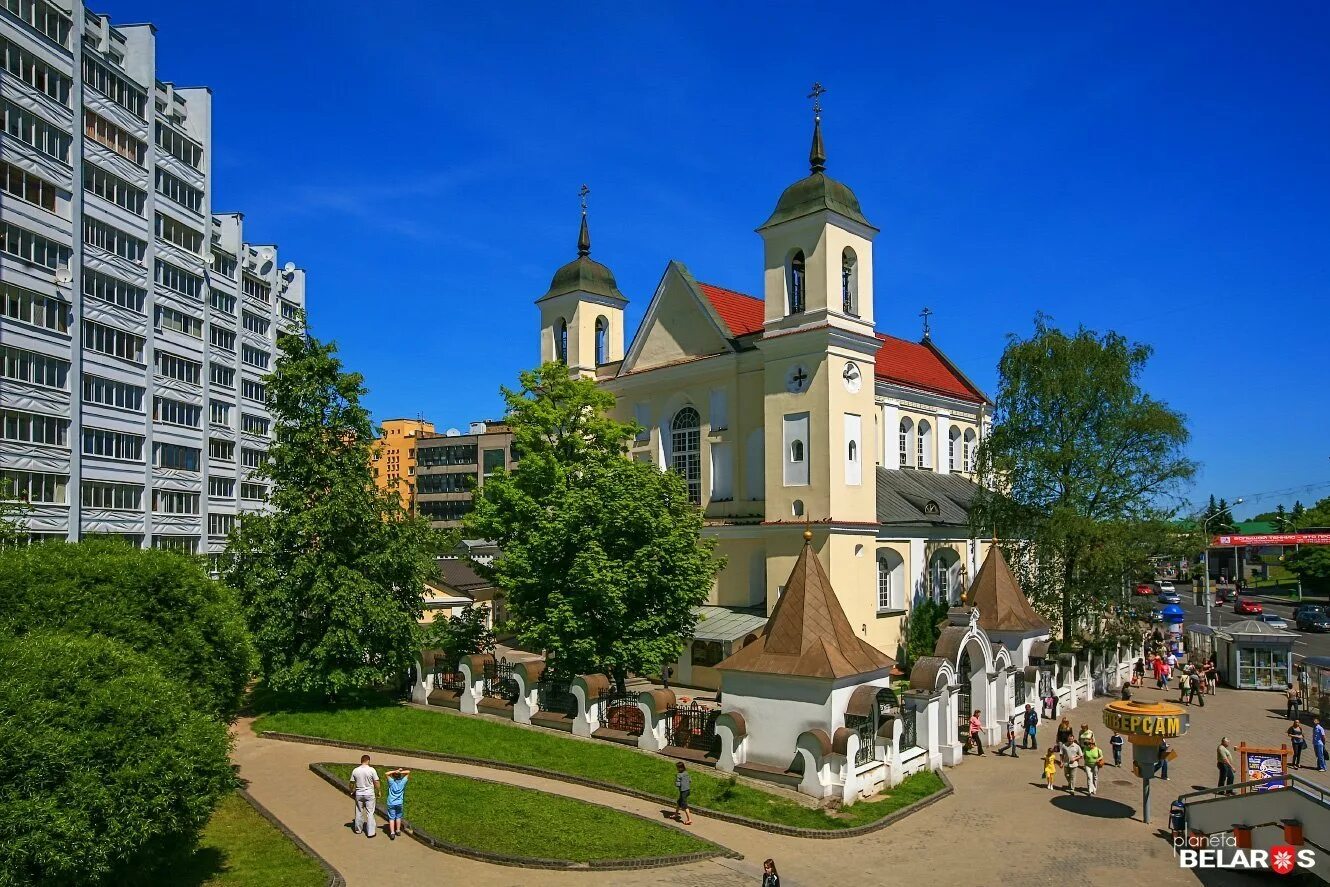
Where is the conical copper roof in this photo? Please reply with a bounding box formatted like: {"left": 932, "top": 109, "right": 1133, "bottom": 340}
{"left": 968, "top": 545, "right": 1049, "bottom": 633}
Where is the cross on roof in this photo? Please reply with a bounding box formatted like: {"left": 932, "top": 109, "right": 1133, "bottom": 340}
{"left": 578, "top": 183, "right": 589, "bottom": 214}
{"left": 807, "top": 82, "right": 826, "bottom": 119}
{"left": 920, "top": 306, "right": 933, "bottom": 339}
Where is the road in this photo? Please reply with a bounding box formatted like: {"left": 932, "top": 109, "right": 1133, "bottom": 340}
{"left": 1167, "top": 581, "right": 1330, "bottom": 663}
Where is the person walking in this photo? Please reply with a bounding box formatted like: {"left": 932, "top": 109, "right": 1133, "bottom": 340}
{"left": 1043, "top": 746, "right": 1059, "bottom": 790}
{"left": 673, "top": 762, "right": 692, "bottom": 825}
{"left": 1023, "top": 704, "right": 1039, "bottom": 749}
{"left": 1206, "top": 656, "right": 1219, "bottom": 693}
{"left": 1289, "top": 721, "right": 1307, "bottom": 769}
{"left": 1001, "top": 713, "right": 1019, "bottom": 758}
{"left": 762, "top": 858, "right": 780, "bottom": 887}
{"left": 1193, "top": 672, "right": 1206, "bottom": 707}
{"left": 1110, "top": 731, "right": 1125, "bottom": 767}
{"left": 1133, "top": 658, "right": 1146, "bottom": 687}
{"left": 1061, "top": 739, "right": 1083, "bottom": 793}
{"left": 1152, "top": 655, "right": 1166, "bottom": 689}
{"left": 1155, "top": 738, "right": 1171, "bottom": 781}
{"left": 968, "top": 709, "right": 985, "bottom": 755}
{"left": 349, "top": 754, "right": 380, "bottom": 838}
{"left": 1083, "top": 738, "right": 1104, "bottom": 795}
{"left": 385, "top": 767, "right": 410, "bottom": 840}
{"left": 1078, "top": 723, "right": 1095, "bottom": 748}
{"left": 1288, "top": 684, "right": 1303, "bottom": 720}
{"left": 1056, "top": 717, "right": 1073, "bottom": 748}
{"left": 1177, "top": 671, "right": 1190, "bottom": 704}
{"left": 1314, "top": 718, "right": 1327, "bottom": 771}
{"left": 1217, "top": 738, "right": 1236, "bottom": 794}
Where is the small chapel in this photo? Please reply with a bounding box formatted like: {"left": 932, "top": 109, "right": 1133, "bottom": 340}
{"left": 535, "top": 89, "right": 996, "bottom": 688}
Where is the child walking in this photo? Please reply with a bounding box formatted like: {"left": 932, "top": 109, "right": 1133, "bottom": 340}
{"left": 1110, "top": 732, "right": 1125, "bottom": 767}
{"left": 1043, "top": 747, "right": 1058, "bottom": 790}
{"left": 673, "top": 762, "right": 692, "bottom": 826}
{"left": 385, "top": 767, "right": 410, "bottom": 839}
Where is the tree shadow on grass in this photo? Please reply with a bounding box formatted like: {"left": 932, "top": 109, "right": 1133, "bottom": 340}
{"left": 242, "top": 681, "right": 400, "bottom": 717}
{"left": 127, "top": 846, "right": 227, "bottom": 887}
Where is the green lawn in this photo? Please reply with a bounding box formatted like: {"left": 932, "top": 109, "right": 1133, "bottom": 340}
{"left": 323, "top": 764, "right": 713, "bottom": 861}
{"left": 156, "top": 792, "right": 327, "bottom": 887}
{"left": 255, "top": 702, "right": 944, "bottom": 830}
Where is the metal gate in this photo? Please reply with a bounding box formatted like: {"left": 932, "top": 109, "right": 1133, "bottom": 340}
{"left": 1038, "top": 668, "right": 1053, "bottom": 701}
{"left": 665, "top": 702, "right": 719, "bottom": 755}
{"left": 597, "top": 689, "right": 644, "bottom": 735}
{"left": 536, "top": 672, "right": 576, "bottom": 717}
{"left": 898, "top": 707, "right": 919, "bottom": 752}
{"left": 957, "top": 651, "right": 972, "bottom": 740}
{"left": 433, "top": 660, "right": 465, "bottom": 693}
{"left": 483, "top": 656, "right": 518, "bottom": 702}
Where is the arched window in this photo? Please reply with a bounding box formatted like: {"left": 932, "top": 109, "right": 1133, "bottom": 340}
{"left": 841, "top": 247, "right": 858, "bottom": 316}
{"left": 556, "top": 319, "right": 568, "bottom": 363}
{"left": 948, "top": 426, "right": 962, "bottom": 472}
{"left": 787, "top": 251, "right": 806, "bottom": 315}
{"left": 594, "top": 316, "right": 608, "bottom": 365}
{"left": 963, "top": 429, "right": 977, "bottom": 473}
{"left": 847, "top": 439, "right": 857, "bottom": 463}
{"left": 792, "top": 499, "right": 804, "bottom": 517}
{"left": 917, "top": 420, "right": 933, "bottom": 470}
{"left": 790, "top": 439, "right": 805, "bottom": 463}
{"left": 877, "top": 548, "right": 904, "bottom": 611}
{"left": 670, "top": 407, "right": 701, "bottom": 505}
{"left": 929, "top": 549, "right": 959, "bottom": 605}
{"left": 898, "top": 418, "right": 913, "bottom": 468}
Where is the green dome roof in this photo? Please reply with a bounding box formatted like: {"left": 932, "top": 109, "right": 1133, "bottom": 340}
{"left": 759, "top": 171, "right": 873, "bottom": 230}
{"left": 537, "top": 212, "right": 626, "bottom": 303}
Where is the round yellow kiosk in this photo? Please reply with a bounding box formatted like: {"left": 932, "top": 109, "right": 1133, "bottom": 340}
{"left": 1102, "top": 699, "right": 1190, "bottom": 823}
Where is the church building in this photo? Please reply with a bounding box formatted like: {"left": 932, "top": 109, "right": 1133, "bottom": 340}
{"left": 535, "top": 98, "right": 993, "bottom": 689}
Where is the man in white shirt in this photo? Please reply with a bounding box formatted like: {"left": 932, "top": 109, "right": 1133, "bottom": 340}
{"left": 349, "top": 754, "right": 380, "bottom": 837}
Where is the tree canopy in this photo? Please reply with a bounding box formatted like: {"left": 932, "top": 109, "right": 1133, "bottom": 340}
{"left": 225, "top": 330, "right": 442, "bottom": 699}
{"left": 464, "top": 363, "right": 722, "bottom": 687}
{"left": 973, "top": 316, "right": 1196, "bottom": 642}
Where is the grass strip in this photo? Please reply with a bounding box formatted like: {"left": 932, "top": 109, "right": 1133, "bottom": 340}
{"left": 164, "top": 792, "right": 328, "bottom": 886}
{"left": 323, "top": 763, "right": 713, "bottom": 862}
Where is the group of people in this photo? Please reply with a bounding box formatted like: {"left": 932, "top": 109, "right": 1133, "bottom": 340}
{"left": 1131, "top": 649, "right": 1216, "bottom": 706}
{"left": 1285, "top": 706, "right": 1329, "bottom": 771}
{"left": 348, "top": 754, "right": 411, "bottom": 840}
{"left": 1041, "top": 717, "right": 1125, "bottom": 795}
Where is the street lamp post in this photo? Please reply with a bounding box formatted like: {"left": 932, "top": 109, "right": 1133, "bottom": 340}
{"left": 1202, "top": 497, "right": 1244, "bottom": 629}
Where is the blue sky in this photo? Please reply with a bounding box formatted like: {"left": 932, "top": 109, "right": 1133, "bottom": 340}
{"left": 106, "top": 1, "right": 1330, "bottom": 517}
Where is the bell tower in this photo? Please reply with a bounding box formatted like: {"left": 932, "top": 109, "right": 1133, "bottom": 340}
{"left": 536, "top": 186, "right": 627, "bottom": 377}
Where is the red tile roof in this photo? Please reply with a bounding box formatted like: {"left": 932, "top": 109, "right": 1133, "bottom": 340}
{"left": 696, "top": 282, "right": 984, "bottom": 403}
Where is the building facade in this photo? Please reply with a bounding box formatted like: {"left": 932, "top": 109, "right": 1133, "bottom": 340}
{"left": 536, "top": 112, "right": 993, "bottom": 684}
{"left": 414, "top": 420, "right": 515, "bottom": 528}
{"left": 371, "top": 417, "right": 434, "bottom": 506}
{"left": 1, "top": 0, "right": 306, "bottom": 554}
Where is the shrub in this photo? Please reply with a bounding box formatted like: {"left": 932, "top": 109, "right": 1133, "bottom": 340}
{"left": 0, "top": 633, "right": 235, "bottom": 886}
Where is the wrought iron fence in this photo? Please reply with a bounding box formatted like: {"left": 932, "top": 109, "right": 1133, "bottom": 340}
{"left": 898, "top": 707, "right": 919, "bottom": 752}
{"left": 846, "top": 714, "right": 876, "bottom": 766}
{"left": 597, "top": 689, "right": 644, "bottom": 734}
{"left": 483, "top": 656, "right": 518, "bottom": 702}
{"left": 536, "top": 672, "right": 576, "bottom": 717}
{"left": 665, "top": 702, "right": 719, "bottom": 755}
{"left": 433, "top": 661, "right": 465, "bottom": 693}
{"left": 1038, "top": 668, "right": 1053, "bottom": 701}
{"left": 1013, "top": 670, "right": 1026, "bottom": 705}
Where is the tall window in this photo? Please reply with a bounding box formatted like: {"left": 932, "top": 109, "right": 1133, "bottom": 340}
{"left": 898, "top": 418, "right": 913, "bottom": 468}
{"left": 929, "top": 550, "right": 958, "bottom": 605}
{"left": 842, "top": 247, "right": 858, "bottom": 315}
{"left": 556, "top": 319, "right": 568, "bottom": 363}
{"left": 670, "top": 407, "right": 702, "bottom": 505}
{"left": 963, "top": 429, "right": 977, "bottom": 473}
{"left": 917, "top": 420, "right": 933, "bottom": 470}
{"left": 787, "top": 251, "right": 806, "bottom": 315}
{"left": 949, "top": 426, "right": 962, "bottom": 472}
{"left": 878, "top": 555, "right": 893, "bottom": 610}
{"left": 595, "top": 316, "right": 608, "bottom": 365}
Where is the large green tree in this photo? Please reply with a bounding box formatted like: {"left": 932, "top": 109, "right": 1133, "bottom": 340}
{"left": 464, "top": 363, "right": 722, "bottom": 688}
{"left": 0, "top": 632, "right": 235, "bottom": 886}
{"left": 225, "top": 331, "right": 441, "bottom": 698}
{"left": 973, "top": 316, "right": 1196, "bottom": 642}
{"left": 0, "top": 539, "right": 253, "bottom": 719}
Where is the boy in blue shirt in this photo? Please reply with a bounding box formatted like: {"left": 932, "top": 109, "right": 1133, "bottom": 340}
{"left": 385, "top": 768, "right": 410, "bottom": 840}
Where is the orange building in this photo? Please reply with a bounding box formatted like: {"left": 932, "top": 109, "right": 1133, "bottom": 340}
{"left": 372, "top": 418, "right": 435, "bottom": 509}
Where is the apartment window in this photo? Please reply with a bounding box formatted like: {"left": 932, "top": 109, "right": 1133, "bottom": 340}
{"left": 208, "top": 477, "right": 235, "bottom": 499}
{"left": 83, "top": 319, "right": 144, "bottom": 363}
{"left": 241, "top": 413, "right": 269, "bottom": 436}
{"left": 240, "top": 482, "right": 267, "bottom": 501}
{"left": 1, "top": 37, "right": 69, "bottom": 104}
{"left": 83, "top": 217, "right": 145, "bottom": 263}
{"left": 155, "top": 213, "right": 202, "bottom": 254}
{"left": 84, "top": 268, "right": 146, "bottom": 313}
{"left": 2, "top": 281, "right": 68, "bottom": 332}
{"left": 82, "top": 373, "right": 143, "bottom": 411}
{"left": 241, "top": 378, "right": 267, "bottom": 403}
{"left": 241, "top": 345, "right": 269, "bottom": 370}
{"left": 280, "top": 299, "right": 300, "bottom": 321}
{"left": 211, "top": 250, "right": 237, "bottom": 277}
{"left": 3, "top": 0, "right": 71, "bottom": 46}
{"left": 208, "top": 512, "right": 235, "bottom": 536}
{"left": 418, "top": 500, "right": 472, "bottom": 522}
{"left": 417, "top": 472, "right": 472, "bottom": 494}
{"left": 209, "top": 400, "right": 231, "bottom": 425}
{"left": 2, "top": 344, "right": 68, "bottom": 389}
{"left": 482, "top": 448, "right": 505, "bottom": 476}
{"left": 0, "top": 469, "right": 66, "bottom": 504}
{"left": 210, "top": 325, "right": 235, "bottom": 351}
{"left": 210, "top": 363, "right": 235, "bottom": 388}
{"left": 416, "top": 444, "right": 477, "bottom": 467}
{"left": 82, "top": 55, "right": 146, "bottom": 118}
{"left": 156, "top": 351, "right": 201, "bottom": 384}
{"left": 210, "top": 290, "right": 236, "bottom": 315}
{"left": 2, "top": 220, "right": 70, "bottom": 269}
{"left": 82, "top": 480, "right": 142, "bottom": 511}
{"left": 242, "top": 310, "right": 270, "bottom": 336}
{"left": 84, "top": 164, "right": 144, "bottom": 215}
{"left": 82, "top": 426, "right": 144, "bottom": 461}
{"left": 1, "top": 408, "right": 67, "bottom": 446}
{"left": 155, "top": 304, "right": 203, "bottom": 338}
{"left": 154, "top": 260, "right": 203, "bottom": 299}
{"left": 84, "top": 110, "right": 144, "bottom": 165}
{"left": 153, "top": 536, "right": 198, "bottom": 553}
{"left": 2, "top": 98, "right": 70, "bottom": 161}
{"left": 153, "top": 397, "right": 201, "bottom": 429}
{"left": 3, "top": 160, "right": 57, "bottom": 211}
{"left": 152, "top": 489, "right": 199, "bottom": 515}
{"left": 154, "top": 441, "right": 200, "bottom": 471}
{"left": 241, "top": 275, "right": 270, "bottom": 304}
{"left": 241, "top": 447, "right": 265, "bottom": 469}
{"left": 155, "top": 122, "right": 203, "bottom": 169}
{"left": 209, "top": 438, "right": 235, "bottom": 462}
{"left": 155, "top": 168, "right": 202, "bottom": 213}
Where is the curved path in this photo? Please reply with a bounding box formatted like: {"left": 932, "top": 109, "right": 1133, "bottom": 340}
{"left": 235, "top": 685, "right": 1278, "bottom": 887}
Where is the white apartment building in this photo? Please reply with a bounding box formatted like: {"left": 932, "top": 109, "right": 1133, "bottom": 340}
{"left": 1, "top": 0, "right": 307, "bottom": 554}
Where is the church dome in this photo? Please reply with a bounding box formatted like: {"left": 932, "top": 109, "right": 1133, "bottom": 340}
{"left": 537, "top": 212, "right": 626, "bottom": 303}
{"left": 760, "top": 171, "right": 871, "bottom": 230}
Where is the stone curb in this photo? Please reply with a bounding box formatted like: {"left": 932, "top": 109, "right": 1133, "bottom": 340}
{"left": 237, "top": 788, "right": 347, "bottom": 887}
{"left": 261, "top": 730, "right": 953, "bottom": 839}
{"left": 308, "top": 762, "right": 740, "bottom": 871}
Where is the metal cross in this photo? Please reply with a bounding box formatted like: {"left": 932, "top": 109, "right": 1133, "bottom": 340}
{"left": 792, "top": 367, "right": 809, "bottom": 388}
{"left": 920, "top": 306, "right": 933, "bottom": 338}
{"left": 808, "top": 82, "right": 826, "bottom": 118}
{"left": 579, "top": 183, "right": 590, "bottom": 213}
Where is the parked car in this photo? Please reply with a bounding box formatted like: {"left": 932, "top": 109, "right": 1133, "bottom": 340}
{"left": 1157, "top": 590, "right": 1181, "bottom": 605}
{"left": 1295, "top": 605, "right": 1330, "bottom": 632}
{"left": 1233, "top": 597, "right": 1263, "bottom": 616}
{"left": 1257, "top": 613, "right": 1289, "bottom": 630}
{"left": 1134, "top": 583, "right": 1155, "bottom": 596}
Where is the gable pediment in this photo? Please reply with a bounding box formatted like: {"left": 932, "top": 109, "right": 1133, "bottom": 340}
{"left": 620, "top": 261, "right": 734, "bottom": 375}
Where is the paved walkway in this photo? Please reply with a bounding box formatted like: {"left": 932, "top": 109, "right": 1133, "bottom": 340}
{"left": 234, "top": 682, "right": 1309, "bottom": 886}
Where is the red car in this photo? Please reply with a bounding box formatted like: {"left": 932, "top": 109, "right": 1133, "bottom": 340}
{"left": 1233, "top": 597, "right": 1263, "bottom": 616}
{"left": 1134, "top": 583, "right": 1154, "bottom": 596}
